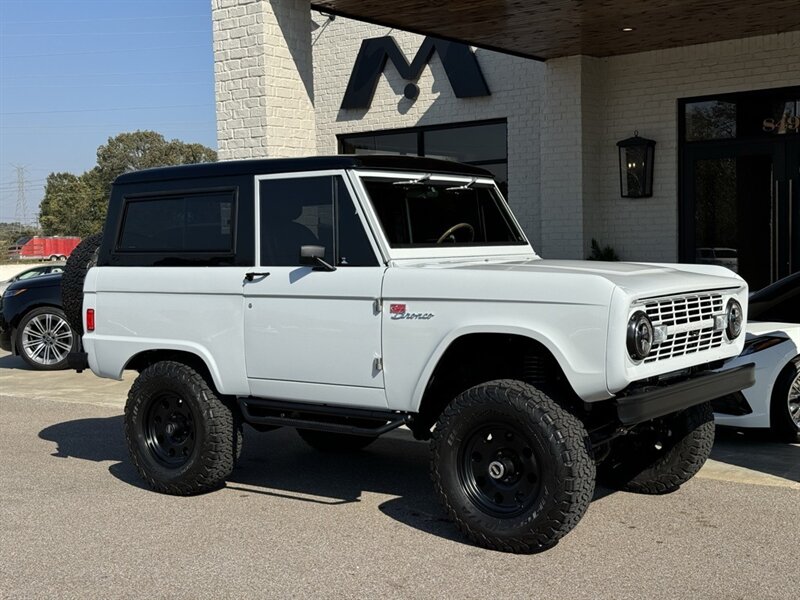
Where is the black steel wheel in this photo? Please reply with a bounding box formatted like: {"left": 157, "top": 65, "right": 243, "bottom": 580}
{"left": 770, "top": 357, "right": 800, "bottom": 442}
{"left": 143, "top": 392, "right": 196, "bottom": 467}
{"left": 600, "top": 401, "right": 715, "bottom": 494}
{"left": 125, "top": 361, "right": 239, "bottom": 495}
{"left": 431, "top": 379, "right": 595, "bottom": 553}
{"left": 458, "top": 422, "right": 542, "bottom": 518}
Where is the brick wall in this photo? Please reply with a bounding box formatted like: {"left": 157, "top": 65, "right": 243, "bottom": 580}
{"left": 311, "top": 14, "right": 545, "bottom": 245}
{"left": 592, "top": 32, "right": 800, "bottom": 262}
{"left": 213, "top": 0, "right": 315, "bottom": 159}
{"left": 212, "top": 2, "right": 800, "bottom": 262}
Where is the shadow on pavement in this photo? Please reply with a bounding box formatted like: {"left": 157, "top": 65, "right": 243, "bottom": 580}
{"left": 37, "top": 414, "right": 149, "bottom": 488}
{"left": 37, "top": 417, "right": 617, "bottom": 548}
{"left": 0, "top": 352, "right": 34, "bottom": 371}
{"left": 711, "top": 426, "right": 800, "bottom": 484}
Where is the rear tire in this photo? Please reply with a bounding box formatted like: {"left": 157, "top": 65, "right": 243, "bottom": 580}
{"left": 770, "top": 357, "right": 800, "bottom": 442}
{"left": 600, "top": 402, "right": 715, "bottom": 494}
{"left": 62, "top": 232, "right": 102, "bottom": 335}
{"left": 125, "top": 361, "right": 238, "bottom": 495}
{"left": 430, "top": 379, "right": 595, "bottom": 553}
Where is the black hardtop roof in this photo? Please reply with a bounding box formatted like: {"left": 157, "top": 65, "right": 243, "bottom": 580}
{"left": 113, "top": 155, "right": 492, "bottom": 185}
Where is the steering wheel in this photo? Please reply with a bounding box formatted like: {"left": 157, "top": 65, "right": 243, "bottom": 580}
{"left": 436, "top": 222, "right": 475, "bottom": 244}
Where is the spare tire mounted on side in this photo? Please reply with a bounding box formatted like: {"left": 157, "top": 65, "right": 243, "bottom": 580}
{"left": 62, "top": 232, "right": 103, "bottom": 335}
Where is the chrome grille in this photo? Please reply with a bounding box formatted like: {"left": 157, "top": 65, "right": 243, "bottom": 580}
{"left": 641, "top": 293, "right": 724, "bottom": 363}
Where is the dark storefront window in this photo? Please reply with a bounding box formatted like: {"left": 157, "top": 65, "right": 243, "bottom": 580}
{"left": 339, "top": 120, "right": 508, "bottom": 195}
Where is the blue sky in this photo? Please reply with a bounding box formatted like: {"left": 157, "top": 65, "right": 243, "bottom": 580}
{"left": 0, "top": 0, "right": 217, "bottom": 224}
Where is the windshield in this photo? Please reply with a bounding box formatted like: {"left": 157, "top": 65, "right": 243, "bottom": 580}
{"left": 361, "top": 175, "right": 526, "bottom": 248}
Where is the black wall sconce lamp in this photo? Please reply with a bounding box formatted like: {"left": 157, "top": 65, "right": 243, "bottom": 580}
{"left": 617, "top": 131, "right": 656, "bottom": 198}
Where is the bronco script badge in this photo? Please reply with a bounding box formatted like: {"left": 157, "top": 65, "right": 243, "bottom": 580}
{"left": 389, "top": 303, "right": 434, "bottom": 320}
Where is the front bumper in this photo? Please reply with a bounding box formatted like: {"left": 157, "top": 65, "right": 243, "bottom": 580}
{"left": 615, "top": 363, "right": 755, "bottom": 425}
{"left": 0, "top": 309, "right": 12, "bottom": 352}
{"left": 0, "top": 325, "right": 11, "bottom": 352}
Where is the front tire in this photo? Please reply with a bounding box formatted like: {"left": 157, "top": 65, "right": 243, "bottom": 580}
{"left": 15, "top": 306, "right": 78, "bottom": 370}
{"left": 430, "top": 379, "right": 595, "bottom": 553}
{"left": 125, "top": 361, "right": 238, "bottom": 495}
{"left": 601, "top": 402, "right": 715, "bottom": 494}
{"left": 770, "top": 357, "right": 800, "bottom": 442}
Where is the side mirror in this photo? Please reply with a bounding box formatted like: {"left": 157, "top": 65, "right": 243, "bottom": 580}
{"left": 299, "top": 245, "right": 336, "bottom": 271}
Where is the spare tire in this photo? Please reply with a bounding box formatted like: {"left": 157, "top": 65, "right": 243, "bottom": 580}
{"left": 62, "top": 232, "right": 103, "bottom": 335}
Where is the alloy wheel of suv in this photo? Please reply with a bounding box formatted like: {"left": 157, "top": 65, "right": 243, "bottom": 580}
{"left": 16, "top": 307, "right": 76, "bottom": 370}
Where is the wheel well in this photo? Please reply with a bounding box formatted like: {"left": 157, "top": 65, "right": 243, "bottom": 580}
{"left": 125, "top": 350, "right": 217, "bottom": 392}
{"left": 413, "top": 333, "right": 581, "bottom": 437}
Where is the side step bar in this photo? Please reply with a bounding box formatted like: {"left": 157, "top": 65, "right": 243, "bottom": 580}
{"left": 238, "top": 397, "right": 413, "bottom": 437}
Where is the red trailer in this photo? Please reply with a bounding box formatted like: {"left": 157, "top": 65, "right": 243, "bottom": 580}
{"left": 7, "top": 236, "right": 81, "bottom": 261}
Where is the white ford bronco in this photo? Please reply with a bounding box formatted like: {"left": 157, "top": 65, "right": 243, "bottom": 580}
{"left": 65, "top": 155, "right": 754, "bottom": 553}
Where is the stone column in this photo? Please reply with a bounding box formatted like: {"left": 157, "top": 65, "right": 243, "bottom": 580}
{"left": 539, "top": 55, "right": 605, "bottom": 259}
{"left": 213, "top": 0, "right": 316, "bottom": 160}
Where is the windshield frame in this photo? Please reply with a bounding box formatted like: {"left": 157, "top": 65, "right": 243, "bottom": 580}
{"left": 349, "top": 169, "right": 535, "bottom": 262}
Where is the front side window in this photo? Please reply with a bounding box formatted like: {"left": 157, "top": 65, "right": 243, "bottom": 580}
{"left": 361, "top": 176, "right": 525, "bottom": 248}
{"left": 118, "top": 191, "right": 235, "bottom": 253}
{"left": 259, "top": 175, "right": 378, "bottom": 266}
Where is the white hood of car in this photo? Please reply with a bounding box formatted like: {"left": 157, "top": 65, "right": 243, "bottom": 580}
{"left": 746, "top": 321, "right": 800, "bottom": 341}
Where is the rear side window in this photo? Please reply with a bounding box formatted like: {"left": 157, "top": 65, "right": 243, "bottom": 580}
{"left": 118, "top": 191, "right": 235, "bottom": 253}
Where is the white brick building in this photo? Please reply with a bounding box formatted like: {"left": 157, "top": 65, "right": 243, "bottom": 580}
{"left": 212, "top": 0, "right": 800, "bottom": 290}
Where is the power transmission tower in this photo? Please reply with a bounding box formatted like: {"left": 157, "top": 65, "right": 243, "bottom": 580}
{"left": 12, "top": 164, "right": 28, "bottom": 233}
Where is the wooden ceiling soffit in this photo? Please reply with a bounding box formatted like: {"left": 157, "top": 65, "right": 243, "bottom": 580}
{"left": 310, "top": 0, "right": 800, "bottom": 60}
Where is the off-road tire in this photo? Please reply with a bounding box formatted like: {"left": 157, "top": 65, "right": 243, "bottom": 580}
{"left": 15, "top": 306, "right": 78, "bottom": 370}
{"left": 770, "top": 357, "right": 800, "bottom": 442}
{"left": 601, "top": 401, "right": 715, "bottom": 494}
{"left": 430, "top": 379, "right": 595, "bottom": 553}
{"left": 296, "top": 428, "right": 377, "bottom": 452}
{"left": 125, "top": 361, "right": 237, "bottom": 495}
{"left": 62, "top": 232, "right": 102, "bottom": 335}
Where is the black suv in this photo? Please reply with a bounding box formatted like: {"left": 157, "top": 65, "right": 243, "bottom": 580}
{"left": 0, "top": 273, "right": 78, "bottom": 370}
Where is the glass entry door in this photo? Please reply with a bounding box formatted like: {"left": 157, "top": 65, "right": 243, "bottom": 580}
{"left": 682, "top": 140, "right": 799, "bottom": 290}
{"left": 680, "top": 86, "right": 800, "bottom": 290}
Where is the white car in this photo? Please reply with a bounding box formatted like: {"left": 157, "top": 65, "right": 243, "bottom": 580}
{"left": 713, "top": 273, "right": 800, "bottom": 441}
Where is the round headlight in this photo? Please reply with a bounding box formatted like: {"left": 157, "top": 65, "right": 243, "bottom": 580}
{"left": 726, "top": 298, "right": 743, "bottom": 339}
{"left": 627, "top": 311, "right": 654, "bottom": 361}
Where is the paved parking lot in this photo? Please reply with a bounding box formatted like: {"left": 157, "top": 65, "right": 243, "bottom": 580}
{"left": 1, "top": 349, "right": 797, "bottom": 599}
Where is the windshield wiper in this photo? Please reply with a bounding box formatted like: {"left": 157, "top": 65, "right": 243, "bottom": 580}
{"left": 393, "top": 173, "right": 432, "bottom": 186}
{"left": 446, "top": 177, "right": 478, "bottom": 192}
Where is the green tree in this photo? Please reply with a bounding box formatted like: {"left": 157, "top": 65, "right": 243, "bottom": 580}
{"left": 39, "top": 131, "right": 216, "bottom": 236}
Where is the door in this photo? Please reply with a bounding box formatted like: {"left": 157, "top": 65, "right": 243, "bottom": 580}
{"left": 682, "top": 140, "right": 799, "bottom": 290}
{"left": 243, "top": 171, "right": 387, "bottom": 407}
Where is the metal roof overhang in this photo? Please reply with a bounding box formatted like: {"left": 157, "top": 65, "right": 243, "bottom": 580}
{"left": 310, "top": 0, "right": 800, "bottom": 60}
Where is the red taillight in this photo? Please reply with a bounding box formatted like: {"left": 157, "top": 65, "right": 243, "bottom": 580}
{"left": 86, "top": 308, "right": 95, "bottom": 332}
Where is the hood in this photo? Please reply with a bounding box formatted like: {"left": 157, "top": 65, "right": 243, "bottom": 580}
{"left": 5, "top": 272, "right": 62, "bottom": 292}
{"left": 435, "top": 258, "right": 745, "bottom": 300}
